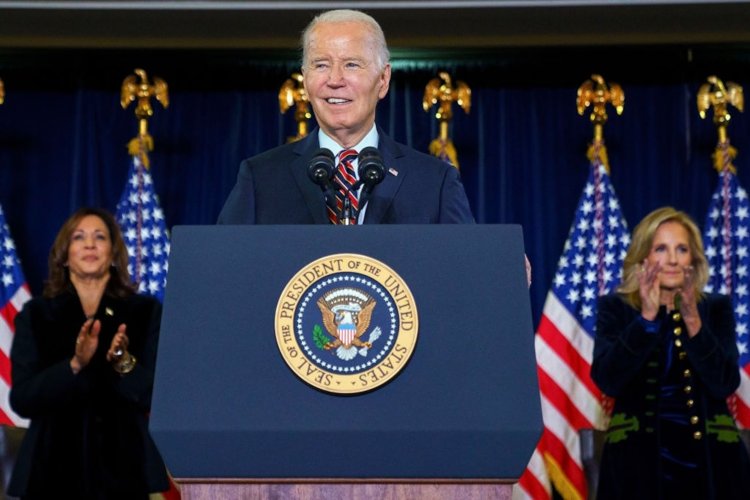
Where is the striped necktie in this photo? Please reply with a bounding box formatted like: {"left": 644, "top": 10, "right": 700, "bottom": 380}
{"left": 328, "top": 149, "right": 359, "bottom": 225}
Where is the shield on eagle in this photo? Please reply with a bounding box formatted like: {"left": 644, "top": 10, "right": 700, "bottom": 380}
{"left": 317, "top": 287, "right": 376, "bottom": 359}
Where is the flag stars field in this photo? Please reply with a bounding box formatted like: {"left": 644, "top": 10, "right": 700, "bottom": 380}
{"left": 116, "top": 155, "right": 170, "bottom": 303}
{"left": 703, "top": 169, "right": 750, "bottom": 429}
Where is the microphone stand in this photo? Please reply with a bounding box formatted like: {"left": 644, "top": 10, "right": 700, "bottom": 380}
{"left": 339, "top": 180, "right": 362, "bottom": 225}
{"left": 341, "top": 197, "right": 352, "bottom": 225}
{"left": 336, "top": 146, "right": 385, "bottom": 225}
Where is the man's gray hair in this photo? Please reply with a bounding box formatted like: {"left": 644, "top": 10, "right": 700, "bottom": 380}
{"left": 301, "top": 9, "right": 390, "bottom": 70}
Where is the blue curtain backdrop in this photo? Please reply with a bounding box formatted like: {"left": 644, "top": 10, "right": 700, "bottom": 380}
{"left": 0, "top": 47, "right": 749, "bottom": 324}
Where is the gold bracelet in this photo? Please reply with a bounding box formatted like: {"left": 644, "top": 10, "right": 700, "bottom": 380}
{"left": 112, "top": 351, "right": 137, "bottom": 374}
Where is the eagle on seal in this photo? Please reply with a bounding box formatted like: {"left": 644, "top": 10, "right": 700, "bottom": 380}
{"left": 317, "top": 288, "right": 376, "bottom": 360}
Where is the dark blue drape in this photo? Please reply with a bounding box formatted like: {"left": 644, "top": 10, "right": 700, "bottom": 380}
{"left": 1, "top": 51, "right": 749, "bottom": 325}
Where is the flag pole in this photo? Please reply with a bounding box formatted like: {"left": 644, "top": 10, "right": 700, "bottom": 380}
{"left": 577, "top": 75, "right": 624, "bottom": 304}
{"left": 516, "top": 75, "right": 630, "bottom": 500}
{"left": 422, "top": 71, "right": 471, "bottom": 169}
{"left": 121, "top": 68, "right": 169, "bottom": 168}
{"left": 698, "top": 76, "right": 743, "bottom": 295}
{"left": 115, "top": 69, "right": 171, "bottom": 302}
{"left": 697, "top": 75, "right": 743, "bottom": 175}
{"left": 118, "top": 70, "right": 179, "bottom": 499}
{"left": 576, "top": 74, "right": 624, "bottom": 174}
{"left": 698, "top": 76, "right": 748, "bottom": 429}
{"left": 543, "top": 75, "right": 625, "bottom": 499}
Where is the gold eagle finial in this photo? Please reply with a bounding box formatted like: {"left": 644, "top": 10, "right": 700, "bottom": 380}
{"left": 577, "top": 75, "right": 624, "bottom": 173}
{"left": 577, "top": 74, "right": 624, "bottom": 127}
{"left": 279, "top": 72, "right": 311, "bottom": 143}
{"left": 697, "top": 75, "right": 743, "bottom": 124}
{"left": 121, "top": 69, "right": 169, "bottom": 168}
{"left": 423, "top": 71, "right": 471, "bottom": 169}
{"left": 697, "top": 75, "right": 743, "bottom": 173}
{"left": 121, "top": 68, "right": 169, "bottom": 121}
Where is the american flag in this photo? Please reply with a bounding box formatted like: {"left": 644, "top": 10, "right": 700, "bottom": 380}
{"left": 702, "top": 143, "right": 750, "bottom": 428}
{"left": 515, "top": 144, "right": 630, "bottom": 499}
{"left": 115, "top": 149, "right": 170, "bottom": 302}
{"left": 116, "top": 150, "right": 180, "bottom": 498}
{"left": 0, "top": 205, "right": 30, "bottom": 427}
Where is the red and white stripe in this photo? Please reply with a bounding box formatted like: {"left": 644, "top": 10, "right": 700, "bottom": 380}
{"left": 516, "top": 292, "right": 607, "bottom": 499}
{"left": 733, "top": 368, "right": 750, "bottom": 428}
{"left": 514, "top": 444, "right": 551, "bottom": 500}
{"left": 338, "top": 326, "right": 356, "bottom": 346}
{"left": 0, "top": 284, "right": 31, "bottom": 427}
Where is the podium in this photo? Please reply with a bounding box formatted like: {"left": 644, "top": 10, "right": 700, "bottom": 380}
{"left": 151, "top": 225, "right": 541, "bottom": 499}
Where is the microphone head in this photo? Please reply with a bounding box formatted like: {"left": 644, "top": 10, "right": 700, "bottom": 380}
{"left": 307, "top": 148, "right": 335, "bottom": 186}
{"left": 357, "top": 147, "right": 385, "bottom": 186}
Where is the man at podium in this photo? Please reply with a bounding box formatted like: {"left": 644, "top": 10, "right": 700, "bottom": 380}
{"left": 217, "top": 9, "right": 474, "bottom": 226}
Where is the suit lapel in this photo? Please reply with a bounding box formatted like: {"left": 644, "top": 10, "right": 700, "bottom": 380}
{"left": 288, "top": 132, "right": 331, "bottom": 225}
{"left": 363, "top": 130, "right": 406, "bottom": 224}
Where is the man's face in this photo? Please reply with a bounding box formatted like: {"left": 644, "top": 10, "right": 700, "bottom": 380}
{"left": 303, "top": 21, "right": 391, "bottom": 148}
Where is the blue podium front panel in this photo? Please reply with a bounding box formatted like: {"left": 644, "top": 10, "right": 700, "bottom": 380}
{"left": 151, "top": 225, "right": 540, "bottom": 480}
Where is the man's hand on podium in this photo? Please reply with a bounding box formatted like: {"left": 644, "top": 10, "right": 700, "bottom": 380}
{"left": 525, "top": 254, "right": 532, "bottom": 288}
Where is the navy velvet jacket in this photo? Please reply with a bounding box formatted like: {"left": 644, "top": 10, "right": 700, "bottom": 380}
{"left": 591, "top": 293, "right": 750, "bottom": 500}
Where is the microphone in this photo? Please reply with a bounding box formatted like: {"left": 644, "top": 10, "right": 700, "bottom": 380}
{"left": 307, "top": 148, "right": 335, "bottom": 187}
{"left": 355, "top": 146, "right": 386, "bottom": 210}
{"left": 307, "top": 148, "right": 336, "bottom": 209}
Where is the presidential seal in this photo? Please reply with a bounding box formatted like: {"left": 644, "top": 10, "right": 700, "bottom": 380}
{"left": 275, "top": 253, "right": 418, "bottom": 394}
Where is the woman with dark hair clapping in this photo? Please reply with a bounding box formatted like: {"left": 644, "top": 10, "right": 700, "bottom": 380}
{"left": 8, "top": 207, "right": 169, "bottom": 499}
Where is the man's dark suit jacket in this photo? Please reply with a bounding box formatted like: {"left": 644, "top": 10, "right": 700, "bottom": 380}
{"left": 218, "top": 127, "right": 474, "bottom": 224}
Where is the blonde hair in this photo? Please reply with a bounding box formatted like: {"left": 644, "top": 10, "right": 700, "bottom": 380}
{"left": 301, "top": 9, "right": 390, "bottom": 70}
{"left": 618, "top": 206, "right": 708, "bottom": 309}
